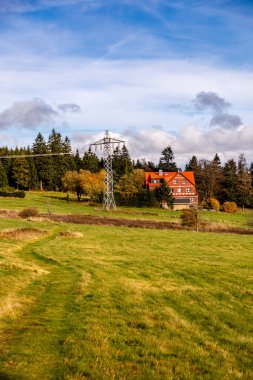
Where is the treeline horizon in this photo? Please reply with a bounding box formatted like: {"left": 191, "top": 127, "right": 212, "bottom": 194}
{"left": 0, "top": 129, "right": 252, "bottom": 207}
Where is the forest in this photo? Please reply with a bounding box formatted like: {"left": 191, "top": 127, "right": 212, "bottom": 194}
{"left": 0, "top": 129, "right": 252, "bottom": 208}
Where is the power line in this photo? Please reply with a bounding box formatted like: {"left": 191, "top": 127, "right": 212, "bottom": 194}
{"left": 0, "top": 152, "right": 73, "bottom": 159}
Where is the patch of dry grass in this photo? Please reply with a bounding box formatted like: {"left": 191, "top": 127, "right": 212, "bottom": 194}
{"left": 59, "top": 231, "right": 84, "bottom": 238}
{"left": 0, "top": 227, "right": 46, "bottom": 240}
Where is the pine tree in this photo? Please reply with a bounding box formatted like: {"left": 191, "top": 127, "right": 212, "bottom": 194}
{"left": 32, "top": 133, "right": 53, "bottom": 190}
{"left": 237, "top": 154, "right": 252, "bottom": 208}
{"left": 74, "top": 149, "right": 83, "bottom": 171}
{"left": 0, "top": 160, "right": 8, "bottom": 188}
{"left": 48, "top": 129, "right": 64, "bottom": 190}
{"left": 158, "top": 146, "right": 177, "bottom": 172}
{"left": 222, "top": 159, "right": 237, "bottom": 202}
{"left": 12, "top": 155, "right": 29, "bottom": 189}
{"left": 185, "top": 155, "right": 198, "bottom": 171}
{"left": 83, "top": 147, "right": 100, "bottom": 173}
{"left": 26, "top": 147, "right": 39, "bottom": 190}
{"left": 210, "top": 153, "right": 224, "bottom": 199}
{"left": 250, "top": 162, "right": 253, "bottom": 188}
{"left": 154, "top": 178, "right": 174, "bottom": 208}
{"left": 62, "top": 136, "right": 76, "bottom": 172}
{"left": 112, "top": 145, "right": 133, "bottom": 182}
{"left": 0, "top": 146, "right": 13, "bottom": 187}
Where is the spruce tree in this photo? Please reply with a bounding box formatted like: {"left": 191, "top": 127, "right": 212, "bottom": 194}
{"left": 32, "top": 133, "right": 53, "bottom": 190}
{"left": 158, "top": 146, "right": 177, "bottom": 172}
{"left": 12, "top": 156, "right": 29, "bottom": 189}
{"left": 48, "top": 129, "right": 64, "bottom": 190}
{"left": 26, "top": 147, "right": 39, "bottom": 190}
{"left": 74, "top": 149, "right": 83, "bottom": 171}
{"left": 0, "top": 160, "right": 8, "bottom": 188}
{"left": 222, "top": 159, "right": 237, "bottom": 202}
{"left": 210, "top": 153, "right": 224, "bottom": 199}
{"left": 154, "top": 178, "right": 174, "bottom": 208}
{"left": 83, "top": 147, "right": 100, "bottom": 173}
{"left": 0, "top": 147, "right": 13, "bottom": 186}
{"left": 62, "top": 136, "right": 76, "bottom": 171}
{"left": 48, "top": 130, "right": 75, "bottom": 190}
{"left": 237, "top": 154, "right": 252, "bottom": 208}
{"left": 112, "top": 145, "right": 133, "bottom": 182}
{"left": 185, "top": 155, "right": 198, "bottom": 171}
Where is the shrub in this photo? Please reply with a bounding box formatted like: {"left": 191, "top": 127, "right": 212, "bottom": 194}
{"left": 0, "top": 190, "right": 26, "bottom": 198}
{"left": 181, "top": 209, "right": 197, "bottom": 227}
{"left": 19, "top": 208, "right": 39, "bottom": 218}
{"left": 223, "top": 201, "right": 237, "bottom": 213}
{"left": 210, "top": 198, "right": 220, "bottom": 211}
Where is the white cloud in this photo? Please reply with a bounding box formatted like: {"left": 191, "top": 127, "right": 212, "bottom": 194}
{"left": 0, "top": 55, "right": 253, "bottom": 165}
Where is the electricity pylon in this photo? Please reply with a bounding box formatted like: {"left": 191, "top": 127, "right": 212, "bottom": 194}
{"left": 90, "top": 130, "right": 125, "bottom": 211}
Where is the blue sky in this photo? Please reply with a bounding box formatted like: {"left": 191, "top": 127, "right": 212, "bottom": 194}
{"left": 0, "top": 0, "right": 253, "bottom": 166}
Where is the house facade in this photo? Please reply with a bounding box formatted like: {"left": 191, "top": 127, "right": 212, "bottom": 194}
{"left": 145, "top": 170, "right": 198, "bottom": 210}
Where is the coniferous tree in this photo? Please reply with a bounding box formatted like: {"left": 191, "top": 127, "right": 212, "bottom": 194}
{"left": 222, "top": 159, "right": 237, "bottom": 202}
{"left": 250, "top": 162, "right": 253, "bottom": 188}
{"left": 154, "top": 178, "right": 174, "bottom": 208}
{"left": 74, "top": 149, "right": 83, "bottom": 171}
{"left": 83, "top": 147, "right": 100, "bottom": 173}
{"left": 237, "top": 154, "right": 252, "bottom": 208}
{"left": 210, "top": 153, "right": 224, "bottom": 200}
{"left": 185, "top": 155, "right": 204, "bottom": 200}
{"left": 48, "top": 129, "right": 64, "bottom": 190}
{"left": 112, "top": 145, "right": 133, "bottom": 183}
{"left": 0, "top": 160, "right": 8, "bottom": 188}
{"left": 12, "top": 155, "right": 29, "bottom": 189}
{"left": 26, "top": 147, "right": 39, "bottom": 190}
{"left": 133, "top": 158, "right": 156, "bottom": 171}
{"left": 158, "top": 146, "right": 177, "bottom": 172}
{"left": 62, "top": 136, "right": 76, "bottom": 172}
{"left": 185, "top": 155, "right": 198, "bottom": 171}
{"left": 0, "top": 147, "right": 13, "bottom": 186}
{"left": 33, "top": 133, "right": 53, "bottom": 190}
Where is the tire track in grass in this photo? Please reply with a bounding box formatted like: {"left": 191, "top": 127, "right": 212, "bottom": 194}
{"left": 0, "top": 229, "right": 83, "bottom": 380}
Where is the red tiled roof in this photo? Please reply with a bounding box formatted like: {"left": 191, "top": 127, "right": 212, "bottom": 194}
{"left": 145, "top": 171, "right": 196, "bottom": 186}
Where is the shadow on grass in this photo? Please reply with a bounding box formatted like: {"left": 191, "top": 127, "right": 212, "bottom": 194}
{"left": 0, "top": 372, "right": 22, "bottom": 380}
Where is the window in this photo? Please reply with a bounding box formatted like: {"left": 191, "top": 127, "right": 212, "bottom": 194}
{"left": 182, "top": 180, "right": 186, "bottom": 184}
{"left": 186, "top": 188, "right": 191, "bottom": 192}
{"left": 151, "top": 179, "right": 160, "bottom": 183}
{"left": 177, "top": 188, "right": 182, "bottom": 193}
{"left": 190, "top": 198, "right": 194, "bottom": 202}
{"left": 173, "top": 179, "right": 178, "bottom": 184}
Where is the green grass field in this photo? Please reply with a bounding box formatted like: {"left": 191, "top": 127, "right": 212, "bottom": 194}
{"left": 0, "top": 190, "right": 253, "bottom": 228}
{"left": 0, "top": 211, "right": 252, "bottom": 379}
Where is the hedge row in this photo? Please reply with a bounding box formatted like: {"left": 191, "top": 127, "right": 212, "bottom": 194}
{"left": 0, "top": 190, "right": 26, "bottom": 198}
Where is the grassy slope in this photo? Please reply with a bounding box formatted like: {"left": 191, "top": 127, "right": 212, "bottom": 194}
{"left": 0, "top": 191, "right": 252, "bottom": 227}
{"left": 0, "top": 218, "right": 252, "bottom": 379}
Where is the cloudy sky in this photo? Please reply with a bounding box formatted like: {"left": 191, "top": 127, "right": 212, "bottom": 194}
{"left": 0, "top": 0, "right": 253, "bottom": 167}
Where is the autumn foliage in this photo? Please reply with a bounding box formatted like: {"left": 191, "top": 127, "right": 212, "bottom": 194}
{"left": 223, "top": 201, "right": 237, "bottom": 213}
{"left": 210, "top": 198, "right": 220, "bottom": 211}
{"left": 62, "top": 170, "right": 105, "bottom": 201}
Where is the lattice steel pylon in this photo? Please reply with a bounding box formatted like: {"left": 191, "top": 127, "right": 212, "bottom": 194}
{"left": 90, "top": 130, "right": 125, "bottom": 211}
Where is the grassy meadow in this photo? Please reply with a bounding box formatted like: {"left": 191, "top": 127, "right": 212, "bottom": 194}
{"left": 0, "top": 207, "right": 252, "bottom": 379}
{"left": 0, "top": 190, "right": 253, "bottom": 227}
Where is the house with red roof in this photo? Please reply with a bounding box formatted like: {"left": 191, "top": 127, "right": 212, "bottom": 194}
{"left": 145, "top": 170, "right": 198, "bottom": 210}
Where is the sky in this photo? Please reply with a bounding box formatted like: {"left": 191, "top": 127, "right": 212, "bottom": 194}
{"left": 0, "top": 0, "right": 253, "bottom": 167}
